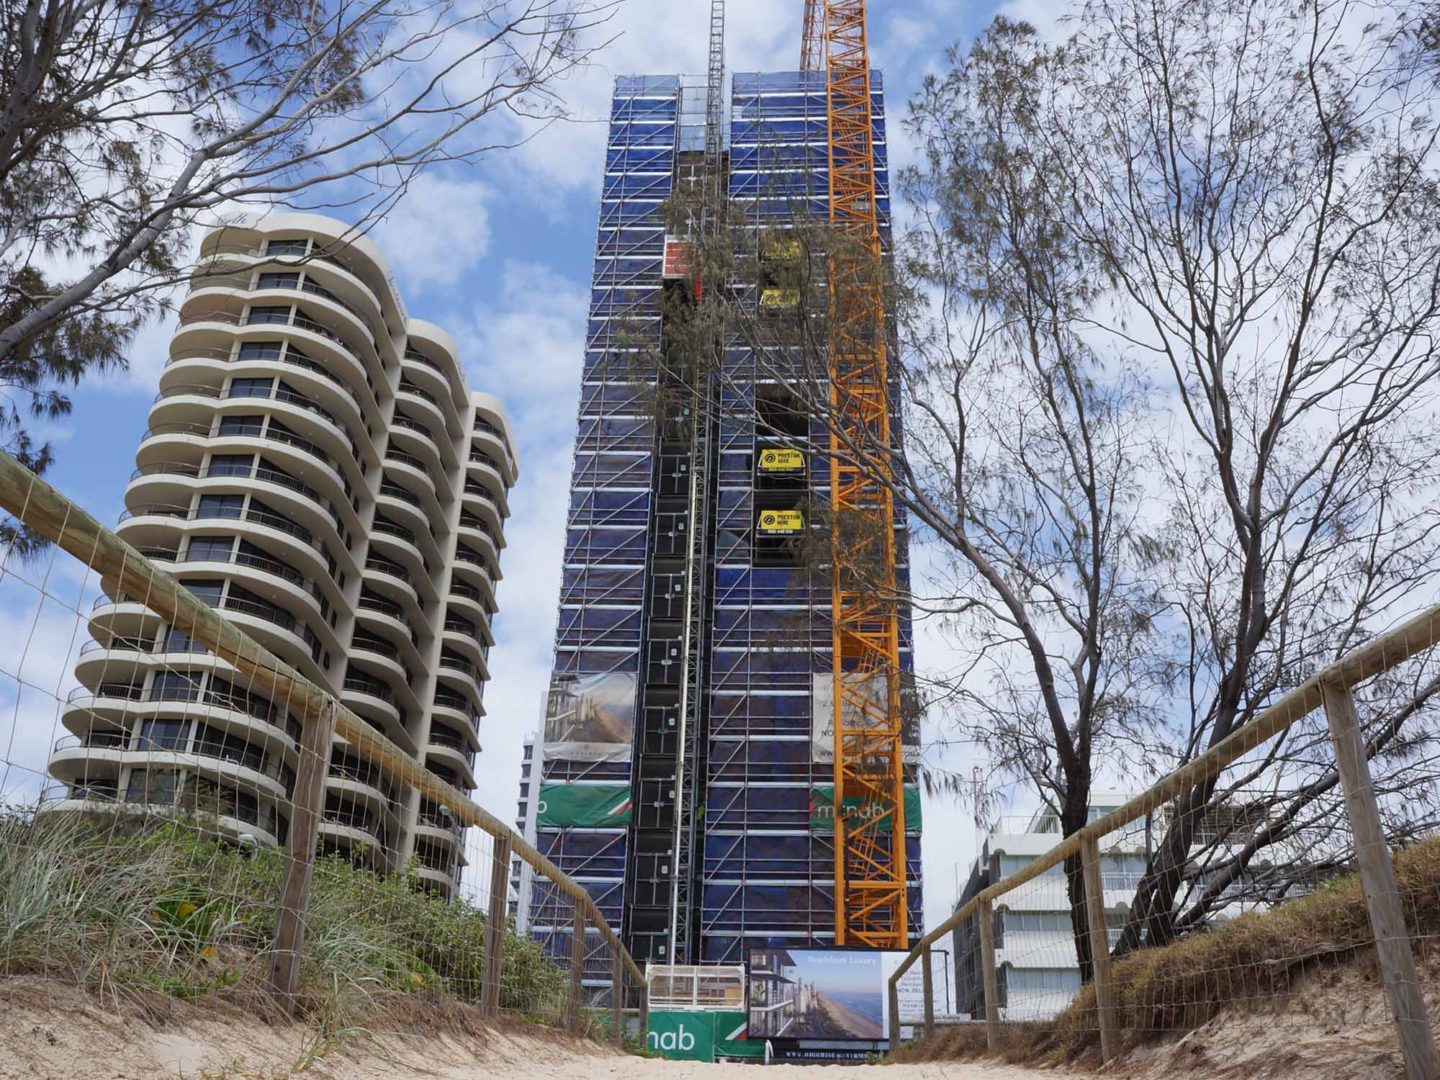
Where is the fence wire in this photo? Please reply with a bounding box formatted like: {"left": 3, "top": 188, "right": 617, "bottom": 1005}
{"left": 895, "top": 605, "right": 1440, "bottom": 1077}
{"left": 0, "top": 453, "right": 641, "bottom": 1044}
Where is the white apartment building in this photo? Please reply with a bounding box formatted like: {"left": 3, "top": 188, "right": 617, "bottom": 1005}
{"left": 952, "top": 797, "right": 1149, "bottom": 1021}
{"left": 43, "top": 212, "right": 517, "bottom": 897}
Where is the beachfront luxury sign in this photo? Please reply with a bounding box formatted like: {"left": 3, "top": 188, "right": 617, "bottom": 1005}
{"left": 747, "top": 948, "right": 947, "bottom": 1044}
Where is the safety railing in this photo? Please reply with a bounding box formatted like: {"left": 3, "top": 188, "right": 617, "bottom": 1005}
{"left": 0, "top": 451, "right": 646, "bottom": 1045}
{"left": 888, "top": 603, "right": 1440, "bottom": 1078}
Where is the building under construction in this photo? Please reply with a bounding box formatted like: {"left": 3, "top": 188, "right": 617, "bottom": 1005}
{"left": 523, "top": 8, "right": 922, "bottom": 973}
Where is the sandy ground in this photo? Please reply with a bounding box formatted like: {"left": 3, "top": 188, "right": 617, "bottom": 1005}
{"left": 0, "top": 978, "right": 1060, "bottom": 1080}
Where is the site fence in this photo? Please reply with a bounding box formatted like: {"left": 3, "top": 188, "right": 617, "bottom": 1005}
{"left": 889, "top": 603, "right": 1440, "bottom": 1078}
{"left": 0, "top": 452, "right": 645, "bottom": 1042}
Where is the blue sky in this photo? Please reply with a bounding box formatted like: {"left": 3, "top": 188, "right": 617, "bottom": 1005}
{"left": 15, "top": 0, "right": 1048, "bottom": 925}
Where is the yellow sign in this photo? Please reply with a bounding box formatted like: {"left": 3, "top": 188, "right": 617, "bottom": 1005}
{"left": 759, "top": 287, "right": 800, "bottom": 310}
{"left": 758, "top": 448, "right": 806, "bottom": 472}
{"left": 757, "top": 509, "right": 804, "bottom": 534}
{"left": 761, "top": 236, "right": 803, "bottom": 262}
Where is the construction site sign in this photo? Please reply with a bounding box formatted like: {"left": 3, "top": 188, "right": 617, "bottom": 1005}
{"left": 758, "top": 447, "right": 806, "bottom": 472}
{"left": 757, "top": 509, "right": 804, "bottom": 534}
{"left": 809, "top": 785, "right": 922, "bottom": 833}
{"left": 759, "top": 287, "right": 801, "bottom": 310}
{"left": 536, "top": 783, "right": 633, "bottom": 827}
{"left": 542, "top": 672, "right": 635, "bottom": 762}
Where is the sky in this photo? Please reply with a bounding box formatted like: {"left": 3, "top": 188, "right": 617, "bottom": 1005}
{"left": 4, "top": 0, "right": 1059, "bottom": 930}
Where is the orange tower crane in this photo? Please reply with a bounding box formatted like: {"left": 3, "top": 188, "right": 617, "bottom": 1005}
{"left": 802, "top": 0, "right": 909, "bottom": 949}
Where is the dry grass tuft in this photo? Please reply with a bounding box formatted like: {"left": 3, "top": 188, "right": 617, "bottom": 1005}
{"left": 891, "top": 836, "right": 1440, "bottom": 1066}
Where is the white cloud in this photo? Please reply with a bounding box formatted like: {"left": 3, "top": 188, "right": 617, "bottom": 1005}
{"left": 374, "top": 173, "right": 492, "bottom": 293}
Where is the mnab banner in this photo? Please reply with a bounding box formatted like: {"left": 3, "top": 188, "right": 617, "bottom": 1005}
{"left": 536, "top": 784, "right": 633, "bottom": 827}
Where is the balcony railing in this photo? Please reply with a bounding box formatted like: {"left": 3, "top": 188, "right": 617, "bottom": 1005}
{"left": 166, "top": 346, "right": 361, "bottom": 405}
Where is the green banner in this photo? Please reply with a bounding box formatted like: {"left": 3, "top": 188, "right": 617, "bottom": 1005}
{"left": 646, "top": 1010, "right": 716, "bottom": 1061}
{"left": 811, "top": 785, "right": 922, "bottom": 833}
{"left": 713, "top": 1010, "right": 765, "bottom": 1059}
{"left": 536, "top": 784, "right": 632, "bottom": 827}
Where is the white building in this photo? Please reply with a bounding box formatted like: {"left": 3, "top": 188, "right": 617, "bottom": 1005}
{"left": 43, "top": 212, "right": 518, "bottom": 898}
{"left": 952, "top": 797, "right": 1149, "bottom": 1021}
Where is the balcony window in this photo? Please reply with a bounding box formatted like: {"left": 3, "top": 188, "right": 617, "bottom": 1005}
{"left": 186, "top": 535, "right": 235, "bottom": 562}
{"left": 265, "top": 238, "right": 310, "bottom": 256}
{"left": 245, "top": 305, "right": 292, "bottom": 325}
{"left": 136, "top": 718, "right": 191, "bottom": 751}
{"left": 183, "top": 579, "right": 225, "bottom": 606}
{"left": 197, "top": 493, "right": 245, "bottom": 519}
{"left": 238, "top": 340, "right": 285, "bottom": 362}
{"left": 160, "top": 627, "right": 207, "bottom": 653}
{"left": 256, "top": 272, "right": 301, "bottom": 291}
{"left": 150, "top": 671, "right": 204, "bottom": 702}
{"left": 217, "top": 414, "right": 266, "bottom": 438}
{"left": 228, "top": 376, "right": 275, "bottom": 399}
{"left": 194, "top": 723, "right": 266, "bottom": 773}
{"left": 125, "top": 768, "right": 181, "bottom": 805}
{"left": 207, "top": 453, "right": 256, "bottom": 477}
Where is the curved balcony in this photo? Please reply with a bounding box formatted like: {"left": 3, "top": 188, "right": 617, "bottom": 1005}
{"left": 424, "top": 741, "right": 476, "bottom": 790}
{"left": 122, "top": 509, "right": 344, "bottom": 594}
{"left": 150, "top": 381, "right": 366, "bottom": 478}
{"left": 361, "top": 554, "right": 426, "bottom": 625}
{"left": 431, "top": 689, "right": 484, "bottom": 735}
{"left": 465, "top": 453, "right": 511, "bottom": 515}
{"left": 174, "top": 309, "right": 382, "bottom": 421}
{"left": 395, "top": 376, "right": 451, "bottom": 425}
{"left": 162, "top": 345, "right": 372, "bottom": 446}
{"left": 447, "top": 577, "right": 495, "bottom": 622}
{"left": 367, "top": 515, "right": 429, "bottom": 580}
{"left": 339, "top": 674, "right": 408, "bottom": 750}
{"left": 198, "top": 243, "right": 390, "bottom": 327}
{"left": 387, "top": 414, "right": 450, "bottom": 477}
{"left": 128, "top": 460, "right": 346, "bottom": 546}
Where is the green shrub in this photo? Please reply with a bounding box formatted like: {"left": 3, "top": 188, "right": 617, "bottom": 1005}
{"left": 0, "top": 808, "right": 567, "bottom": 1024}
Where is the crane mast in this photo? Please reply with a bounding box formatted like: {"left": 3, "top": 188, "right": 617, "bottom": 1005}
{"left": 814, "top": 0, "right": 909, "bottom": 948}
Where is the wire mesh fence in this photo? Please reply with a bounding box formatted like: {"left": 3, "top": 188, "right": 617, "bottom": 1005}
{"left": 891, "top": 605, "right": 1440, "bottom": 1078}
{"left": 0, "top": 451, "right": 643, "bottom": 1043}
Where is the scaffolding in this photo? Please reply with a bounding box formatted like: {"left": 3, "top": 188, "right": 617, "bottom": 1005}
{"left": 528, "top": 67, "right": 920, "bottom": 974}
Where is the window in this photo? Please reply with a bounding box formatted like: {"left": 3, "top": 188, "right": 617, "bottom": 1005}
{"left": 150, "top": 671, "right": 203, "bottom": 701}
{"left": 135, "top": 719, "right": 190, "bottom": 751}
{"left": 265, "top": 238, "right": 310, "bottom": 256}
{"left": 183, "top": 579, "right": 225, "bottom": 606}
{"left": 227, "top": 377, "right": 274, "bottom": 399}
{"left": 185, "top": 536, "right": 234, "bottom": 562}
{"left": 256, "top": 272, "right": 301, "bottom": 290}
{"left": 238, "top": 340, "right": 285, "bottom": 362}
{"left": 206, "top": 453, "right": 255, "bottom": 477}
{"left": 196, "top": 493, "right": 245, "bottom": 519}
{"left": 1003, "top": 968, "right": 1082, "bottom": 993}
{"left": 245, "top": 305, "right": 292, "bottom": 325}
{"left": 194, "top": 724, "right": 266, "bottom": 772}
{"left": 1001, "top": 912, "right": 1072, "bottom": 934}
{"left": 159, "top": 627, "right": 206, "bottom": 653}
{"left": 125, "top": 768, "right": 181, "bottom": 805}
{"left": 217, "top": 414, "right": 265, "bottom": 438}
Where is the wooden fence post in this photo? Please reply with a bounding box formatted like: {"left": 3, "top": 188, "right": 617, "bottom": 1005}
{"left": 978, "top": 898, "right": 1000, "bottom": 1050}
{"left": 481, "top": 833, "right": 511, "bottom": 1016}
{"left": 639, "top": 962, "right": 650, "bottom": 1048}
{"left": 613, "top": 951, "right": 626, "bottom": 1049}
{"left": 268, "top": 699, "right": 336, "bottom": 1007}
{"left": 1323, "top": 682, "right": 1439, "bottom": 1080}
{"left": 921, "top": 946, "right": 935, "bottom": 1039}
{"left": 888, "top": 974, "right": 901, "bottom": 1046}
{"left": 1080, "top": 835, "right": 1119, "bottom": 1064}
{"left": 569, "top": 904, "right": 587, "bottom": 1033}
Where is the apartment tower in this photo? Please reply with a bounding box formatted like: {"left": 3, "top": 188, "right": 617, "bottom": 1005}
{"left": 528, "top": 70, "right": 922, "bottom": 969}
{"left": 44, "top": 212, "right": 517, "bottom": 897}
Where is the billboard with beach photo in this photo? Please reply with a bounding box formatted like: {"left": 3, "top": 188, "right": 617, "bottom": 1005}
{"left": 747, "top": 947, "right": 950, "bottom": 1044}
